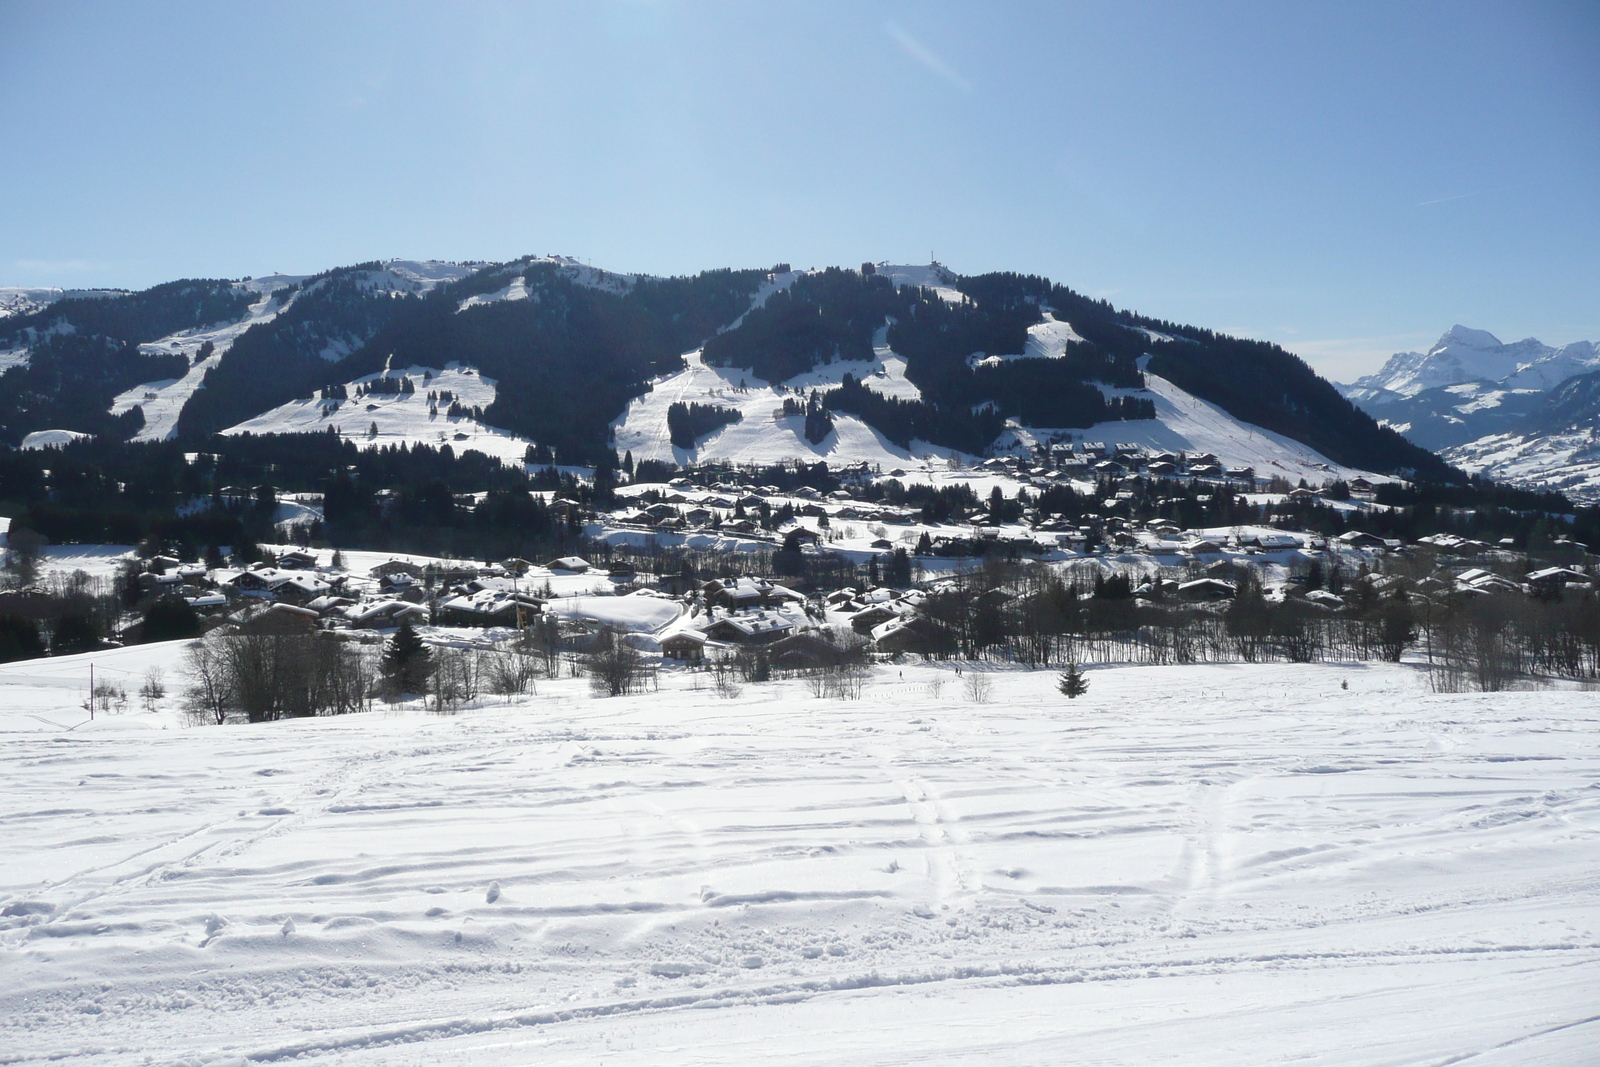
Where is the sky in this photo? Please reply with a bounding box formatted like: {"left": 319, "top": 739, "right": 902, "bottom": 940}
{"left": 1, "top": 1, "right": 1595, "bottom": 381}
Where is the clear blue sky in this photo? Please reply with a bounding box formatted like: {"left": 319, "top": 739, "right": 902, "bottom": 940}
{"left": 2, "top": 1, "right": 1595, "bottom": 379}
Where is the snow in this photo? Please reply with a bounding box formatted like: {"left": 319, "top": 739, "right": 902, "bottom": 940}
{"left": 456, "top": 276, "right": 529, "bottom": 311}
{"left": 1344, "top": 326, "right": 1600, "bottom": 400}
{"left": 0, "top": 287, "right": 126, "bottom": 324}
{"left": 877, "top": 264, "right": 965, "bottom": 304}
{"left": 611, "top": 346, "right": 964, "bottom": 469}
{"left": 544, "top": 592, "right": 684, "bottom": 633}
{"left": 107, "top": 282, "right": 306, "bottom": 443}
{"left": 104, "top": 263, "right": 481, "bottom": 443}
{"left": 19, "top": 429, "right": 91, "bottom": 450}
{"left": 969, "top": 313, "right": 1085, "bottom": 367}
{"left": 1443, "top": 429, "right": 1600, "bottom": 504}
{"left": 0, "top": 655, "right": 1595, "bottom": 1065}
{"left": 1000, "top": 370, "right": 1386, "bottom": 485}
{"left": 221, "top": 364, "right": 536, "bottom": 467}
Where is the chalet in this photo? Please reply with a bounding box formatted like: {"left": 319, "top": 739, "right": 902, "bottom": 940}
{"left": 273, "top": 574, "right": 331, "bottom": 606}
{"left": 370, "top": 559, "right": 423, "bottom": 580}
{"left": 660, "top": 630, "right": 707, "bottom": 662}
{"left": 1183, "top": 539, "right": 1225, "bottom": 555}
{"left": 870, "top": 615, "right": 956, "bottom": 656}
{"left": 1177, "top": 578, "right": 1235, "bottom": 601}
{"left": 1454, "top": 568, "right": 1521, "bottom": 594}
{"left": 849, "top": 603, "right": 902, "bottom": 635}
{"left": 547, "top": 556, "right": 591, "bottom": 573}
{"left": 235, "top": 603, "right": 320, "bottom": 635}
{"left": 346, "top": 599, "right": 429, "bottom": 630}
{"left": 438, "top": 589, "right": 543, "bottom": 627}
{"left": 1146, "top": 461, "right": 1177, "bottom": 475}
{"left": 1189, "top": 464, "right": 1223, "bottom": 478}
{"left": 1336, "top": 530, "right": 1388, "bottom": 549}
{"left": 702, "top": 577, "right": 804, "bottom": 612}
{"left": 277, "top": 549, "right": 319, "bottom": 570}
{"left": 305, "top": 594, "right": 356, "bottom": 616}
{"left": 702, "top": 612, "right": 795, "bottom": 645}
{"left": 1225, "top": 466, "right": 1255, "bottom": 481}
{"left": 1525, "top": 566, "right": 1589, "bottom": 591}
{"left": 226, "top": 568, "right": 294, "bottom": 596}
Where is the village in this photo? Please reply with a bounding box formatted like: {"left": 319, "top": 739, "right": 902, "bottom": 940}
{"left": 106, "top": 441, "right": 1597, "bottom": 683}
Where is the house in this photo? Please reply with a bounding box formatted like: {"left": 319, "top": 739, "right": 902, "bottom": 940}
{"left": 1177, "top": 578, "right": 1236, "bottom": 601}
{"left": 235, "top": 603, "right": 320, "bottom": 635}
{"left": 849, "top": 602, "right": 903, "bottom": 635}
{"left": 1525, "top": 566, "right": 1588, "bottom": 590}
{"left": 701, "top": 577, "right": 805, "bottom": 612}
{"left": 870, "top": 615, "right": 957, "bottom": 656}
{"left": 345, "top": 599, "right": 429, "bottom": 630}
{"left": 702, "top": 612, "right": 795, "bottom": 645}
{"left": 547, "top": 556, "right": 591, "bottom": 573}
{"left": 1337, "top": 530, "right": 1388, "bottom": 549}
{"left": 660, "top": 630, "right": 708, "bottom": 663}
{"left": 277, "top": 549, "right": 319, "bottom": 570}
{"left": 438, "top": 590, "right": 543, "bottom": 627}
{"left": 273, "top": 574, "right": 330, "bottom": 606}
{"left": 370, "top": 559, "right": 424, "bottom": 580}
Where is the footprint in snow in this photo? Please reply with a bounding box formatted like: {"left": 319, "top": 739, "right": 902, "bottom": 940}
{"left": 281, "top": 917, "right": 295, "bottom": 937}
{"left": 486, "top": 881, "right": 501, "bottom": 903}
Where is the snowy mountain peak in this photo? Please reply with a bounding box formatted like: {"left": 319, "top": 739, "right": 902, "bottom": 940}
{"left": 1432, "top": 325, "right": 1502, "bottom": 352}
{"left": 1345, "top": 326, "right": 1599, "bottom": 400}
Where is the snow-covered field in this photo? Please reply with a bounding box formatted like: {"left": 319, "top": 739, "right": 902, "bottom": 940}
{"left": 2, "top": 653, "right": 1596, "bottom": 1066}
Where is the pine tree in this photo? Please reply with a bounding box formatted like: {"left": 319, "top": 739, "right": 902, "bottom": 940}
{"left": 1057, "top": 663, "right": 1089, "bottom": 699}
{"left": 383, "top": 618, "right": 432, "bottom": 695}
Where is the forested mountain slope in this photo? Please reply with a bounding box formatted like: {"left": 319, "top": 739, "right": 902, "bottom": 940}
{"left": 1, "top": 257, "right": 1455, "bottom": 480}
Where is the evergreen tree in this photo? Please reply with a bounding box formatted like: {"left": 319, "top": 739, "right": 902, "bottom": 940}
{"left": 382, "top": 618, "right": 433, "bottom": 695}
{"left": 142, "top": 598, "right": 200, "bottom": 642}
{"left": 1057, "top": 663, "right": 1089, "bottom": 699}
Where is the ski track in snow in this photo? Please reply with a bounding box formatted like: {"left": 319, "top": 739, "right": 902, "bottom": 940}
{"left": 1, "top": 656, "right": 1596, "bottom": 1065}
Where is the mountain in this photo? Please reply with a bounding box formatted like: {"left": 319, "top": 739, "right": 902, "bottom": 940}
{"left": 1443, "top": 368, "right": 1600, "bottom": 504}
{"left": 1345, "top": 326, "right": 1600, "bottom": 400}
{"left": 0, "top": 256, "right": 1454, "bottom": 482}
{"left": 1340, "top": 327, "right": 1600, "bottom": 452}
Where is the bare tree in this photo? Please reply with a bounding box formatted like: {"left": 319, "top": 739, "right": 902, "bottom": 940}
{"left": 586, "top": 628, "right": 650, "bottom": 697}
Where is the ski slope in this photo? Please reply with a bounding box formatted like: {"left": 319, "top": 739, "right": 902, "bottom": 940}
{"left": 109, "top": 262, "right": 480, "bottom": 443}
{"left": 1000, "top": 370, "right": 1388, "bottom": 484}
{"left": 221, "top": 364, "right": 535, "bottom": 467}
{"left": 611, "top": 339, "right": 957, "bottom": 469}
{"left": 0, "top": 655, "right": 1595, "bottom": 1066}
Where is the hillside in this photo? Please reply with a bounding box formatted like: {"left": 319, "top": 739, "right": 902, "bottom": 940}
{"left": 1, "top": 257, "right": 1455, "bottom": 482}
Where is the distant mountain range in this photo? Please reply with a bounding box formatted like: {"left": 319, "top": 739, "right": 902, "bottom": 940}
{"left": 1337, "top": 326, "right": 1600, "bottom": 500}
{"left": 0, "top": 257, "right": 1457, "bottom": 484}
